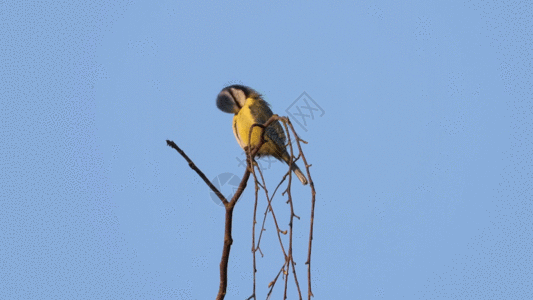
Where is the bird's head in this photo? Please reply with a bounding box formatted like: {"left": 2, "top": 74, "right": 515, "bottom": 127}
{"left": 216, "top": 85, "right": 260, "bottom": 114}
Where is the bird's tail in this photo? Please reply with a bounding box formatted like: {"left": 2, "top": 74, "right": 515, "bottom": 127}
{"left": 280, "top": 153, "right": 308, "bottom": 185}
{"left": 291, "top": 163, "right": 308, "bottom": 185}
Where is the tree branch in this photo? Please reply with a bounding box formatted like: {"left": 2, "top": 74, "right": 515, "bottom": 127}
{"left": 166, "top": 113, "right": 315, "bottom": 300}
{"left": 166, "top": 140, "right": 228, "bottom": 206}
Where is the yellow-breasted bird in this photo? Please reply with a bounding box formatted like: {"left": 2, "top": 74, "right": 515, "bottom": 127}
{"left": 216, "top": 85, "right": 308, "bottom": 185}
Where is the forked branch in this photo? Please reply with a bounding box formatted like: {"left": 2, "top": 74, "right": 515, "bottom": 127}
{"left": 166, "top": 114, "right": 316, "bottom": 300}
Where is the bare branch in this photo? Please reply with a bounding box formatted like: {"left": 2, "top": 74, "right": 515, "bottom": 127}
{"left": 253, "top": 163, "right": 288, "bottom": 260}
{"left": 166, "top": 140, "right": 227, "bottom": 205}
{"left": 167, "top": 113, "right": 315, "bottom": 300}
{"left": 282, "top": 119, "right": 317, "bottom": 299}
{"left": 282, "top": 120, "right": 303, "bottom": 300}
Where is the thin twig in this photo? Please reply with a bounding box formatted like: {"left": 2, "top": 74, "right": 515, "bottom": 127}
{"left": 166, "top": 140, "right": 227, "bottom": 205}
{"left": 267, "top": 264, "right": 287, "bottom": 299}
{"left": 253, "top": 163, "right": 288, "bottom": 260}
{"left": 249, "top": 171, "right": 260, "bottom": 300}
{"left": 282, "top": 120, "right": 303, "bottom": 300}
{"left": 283, "top": 119, "right": 317, "bottom": 299}
{"left": 255, "top": 170, "right": 290, "bottom": 251}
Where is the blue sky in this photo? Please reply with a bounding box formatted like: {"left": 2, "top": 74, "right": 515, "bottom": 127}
{"left": 1, "top": 0, "right": 532, "bottom": 299}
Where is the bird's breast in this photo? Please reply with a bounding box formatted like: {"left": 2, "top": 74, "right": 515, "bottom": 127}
{"left": 233, "top": 105, "right": 265, "bottom": 149}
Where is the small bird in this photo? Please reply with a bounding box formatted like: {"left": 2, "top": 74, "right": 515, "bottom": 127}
{"left": 216, "top": 85, "right": 308, "bottom": 185}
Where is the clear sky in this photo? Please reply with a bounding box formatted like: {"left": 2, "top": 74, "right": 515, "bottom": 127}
{"left": 1, "top": 0, "right": 532, "bottom": 299}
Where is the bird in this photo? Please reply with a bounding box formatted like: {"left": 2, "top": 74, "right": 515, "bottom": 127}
{"left": 216, "top": 85, "right": 308, "bottom": 185}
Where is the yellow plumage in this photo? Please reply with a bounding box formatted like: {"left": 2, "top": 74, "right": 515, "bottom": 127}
{"left": 216, "top": 85, "right": 308, "bottom": 185}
